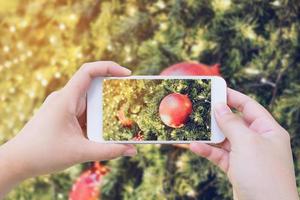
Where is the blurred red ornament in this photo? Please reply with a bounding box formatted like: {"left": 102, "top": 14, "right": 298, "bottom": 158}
{"left": 159, "top": 93, "right": 192, "bottom": 128}
{"left": 133, "top": 131, "right": 144, "bottom": 141}
{"left": 117, "top": 104, "right": 134, "bottom": 128}
{"left": 69, "top": 162, "right": 109, "bottom": 200}
{"left": 160, "top": 61, "right": 220, "bottom": 76}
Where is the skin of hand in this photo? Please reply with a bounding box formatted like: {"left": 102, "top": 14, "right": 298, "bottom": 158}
{"left": 0, "top": 61, "right": 137, "bottom": 198}
{"left": 190, "top": 88, "right": 299, "bottom": 200}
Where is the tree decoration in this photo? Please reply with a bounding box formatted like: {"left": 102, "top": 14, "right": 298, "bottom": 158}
{"left": 160, "top": 61, "right": 220, "bottom": 76}
{"left": 132, "top": 131, "right": 144, "bottom": 141}
{"left": 159, "top": 93, "right": 193, "bottom": 128}
{"left": 161, "top": 61, "right": 222, "bottom": 149}
{"left": 69, "top": 162, "right": 109, "bottom": 200}
{"left": 117, "top": 104, "right": 134, "bottom": 128}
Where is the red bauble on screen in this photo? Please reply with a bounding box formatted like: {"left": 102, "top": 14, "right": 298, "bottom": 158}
{"left": 159, "top": 93, "right": 192, "bottom": 128}
{"left": 160, "top": 61, "right": 220, "bottom": 76}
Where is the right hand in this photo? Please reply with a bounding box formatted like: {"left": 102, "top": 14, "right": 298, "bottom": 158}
{"left": 190, "top": 88, "right": 299, "bottom": 200}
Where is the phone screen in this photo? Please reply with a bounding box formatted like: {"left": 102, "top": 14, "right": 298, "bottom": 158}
{"left": 102, "top": 79, "right": 211, "bottom": 141}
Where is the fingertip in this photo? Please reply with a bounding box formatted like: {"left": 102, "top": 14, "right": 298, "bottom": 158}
{"left": 118, "top": 143, "right": 137, "bottom": 157}
{"left": 110, "top": 65, "right": 131, "bottom": 76}
{"left": 120, "top": 66, "right": 132, "bottom": 75}
{"left": 122, "top": 146, "right": 137, "bottom": 157}
{"left": 189, "top": 142, "right": 210, "bottom": 157}
{"left": 84, "top": 142, "right": 137, "bottom": 161}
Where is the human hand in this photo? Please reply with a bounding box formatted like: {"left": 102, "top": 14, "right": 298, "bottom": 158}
{"left": 0, "top": 61, "right": 137, "bottom": 198}
{"left": 190, "top": 88, "right": 299, "bottom": 200}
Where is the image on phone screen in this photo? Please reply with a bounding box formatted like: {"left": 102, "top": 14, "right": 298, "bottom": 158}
{"left": 102, "top": 79, "right": 211, "bottom": 141}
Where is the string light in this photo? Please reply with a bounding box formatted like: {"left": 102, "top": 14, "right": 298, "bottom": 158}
{"left": 27, "top": 50, "right": 33, "bottom": 57}
{"left": 9, "top": 87, "right": 16, "bottom": 94}
{"left": 13, "top": 58, "right": 19, "bottom": 64}
{"left": 69, "top": 13, "right": 77, "bottom": 21}
{"left": 271, "top": 0, "right": 281, "bottom": 6}
{"left": 156, "top": 1, "right": 166, "bottom": 9}
{"left": 241, "top": 25, "right": 257, "bottom": 40}
{"left": 4, "top": 61, "right": 12, "bottom": 68}
{"left": 28, "top": 90, "right": 35, "bottom": 99}
{"left": 159, "top": 22, "right": 168, "bottom": 31}
{"left": 19, "top": 113, "right": 25, "bottom": 121}
{"left": 17, "top": 42, "right": 24, "bottom": 50}
{"left": 260, "top": 77, "right": 276, "bottom": 87}
{"left": 191, "top": 41, "right": 206, "bottom": 56}
{"left": 76, "top": 52, "right": 83, "bottom": 59}
{"left": 7, "top": 121, "right": 14, "bottom": 129}
{"left": 124, "top": 46, "right": 131, "bottom": 53}
{"left": 212, "top": 0, "right": 231, "bottom": 12}
{"left": 16, "top": 75, "right": 24, "bottom": 81}
{"left": 176, "top": 160, "right": 184, "bottom": 169}
{"left": 20, "top": 54, "right": 27, "bottom": 61}
{"left": 9, "top": 26, "right": 16, "bottom": 33}
{"left": 41, "top": 79, "right": 48, "bottom": 87}
{"left": 36, "top": 73, "right": 43, "bottom": 81}
{"left": 3, "top": 45, "right": 10, "bottom": 53}
{"left": 0, "top": 95, "right": 5, "bottom": 101}
{"left": 59, "top": 23, "right": 66, "bottom": 31}
{"left": 62, "top": 59, "right": 69, "bottom": 66}
{"left": 187, "top": 190, "right": 196, "bottom": 197}
{"left": 19, "top": 20, "right": 28, "bottom": 28}
{"left": 51, "top": 58, "right": 57, "bottom": 65}
{"left": 126, "top": 56, "right": 132, "bottom": 62}
{"left": 57, "top": 193, "right": 64, "bottom": 199}
{"left": 49, "top": 35, "right": 57, "bottom": 44}
{"left": 107, "top": 44, "right": 113, "bottom": 51}
{"left": 151, "top": 40, "right": 158, "bottom": 46}
{"left": 54, "top": 72, "right": 61, "bottom": 79}
{"left": 127, "top": 6, "right": 137, "bottom": 16}
{"left": 244, "top": 68, "right": 260, "bottom": 75}
{"left": 13, "top": 128, "right": 19, "bottom": 134}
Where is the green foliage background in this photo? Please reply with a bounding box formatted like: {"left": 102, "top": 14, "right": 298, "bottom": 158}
{"left": 103, "top": 79, "right": 211, "bottom": 141}
{"left": 0, "top": 0, "right": 299, "bottom": 199}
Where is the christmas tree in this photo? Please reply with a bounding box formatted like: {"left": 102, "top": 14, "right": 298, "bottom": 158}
{"left": 0, "top": 0, "right": 299, "bottom": 199}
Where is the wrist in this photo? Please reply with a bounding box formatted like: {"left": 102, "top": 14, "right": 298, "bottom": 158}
{"left": 0, "top": 138, "right": 29, "bottom": 197}
{"left": 232, "top": 183, "right": 299, "bottom": 200}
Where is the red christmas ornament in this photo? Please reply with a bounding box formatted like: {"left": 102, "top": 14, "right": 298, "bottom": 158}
{"left": 69, "top": 162, "right": 109, "bottom": 200}
{"left": 159, "top": 93, "right": 192, "bottom": 128}
{"left": 117, "top": 104, "right": 134, "bottom": 128}
{"left": 160, "top": 61, "right": 220, "bottom": 76}
{"left": 132, "top": 131, "right": 144, "bottom": 141}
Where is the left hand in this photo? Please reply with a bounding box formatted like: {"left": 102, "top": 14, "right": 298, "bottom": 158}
{"left": 0, "top": 61, "right": 137, "bottom": 198}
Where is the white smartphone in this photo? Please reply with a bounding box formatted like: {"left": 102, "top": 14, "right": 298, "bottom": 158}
{"left": 87, "top": 76, "right": 226, "bottom": 144}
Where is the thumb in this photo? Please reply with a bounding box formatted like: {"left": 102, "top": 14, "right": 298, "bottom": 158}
{"left": 214, "top": 103, "right": 252, "bottom": 144}
{"left": 83, "top": 141, "right": 137, "bottom": 161}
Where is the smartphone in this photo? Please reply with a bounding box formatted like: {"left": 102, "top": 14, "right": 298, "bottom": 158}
{"left": 87, "top": 76, "right": 226, "bottom": 144}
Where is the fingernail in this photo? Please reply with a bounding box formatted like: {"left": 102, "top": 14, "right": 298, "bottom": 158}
{"left": 121, "top": 67, "right": 132, "bottom": 75}
{"left": 123, "top": 148, "right": 137, "bottom": 157}
{"left": 215, "top": 103, "right": 231, "bottom": 116}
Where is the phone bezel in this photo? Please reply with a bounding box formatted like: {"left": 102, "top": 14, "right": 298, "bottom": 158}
{"left": 87, "top": 76, "right": 226, "bottom": 144}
